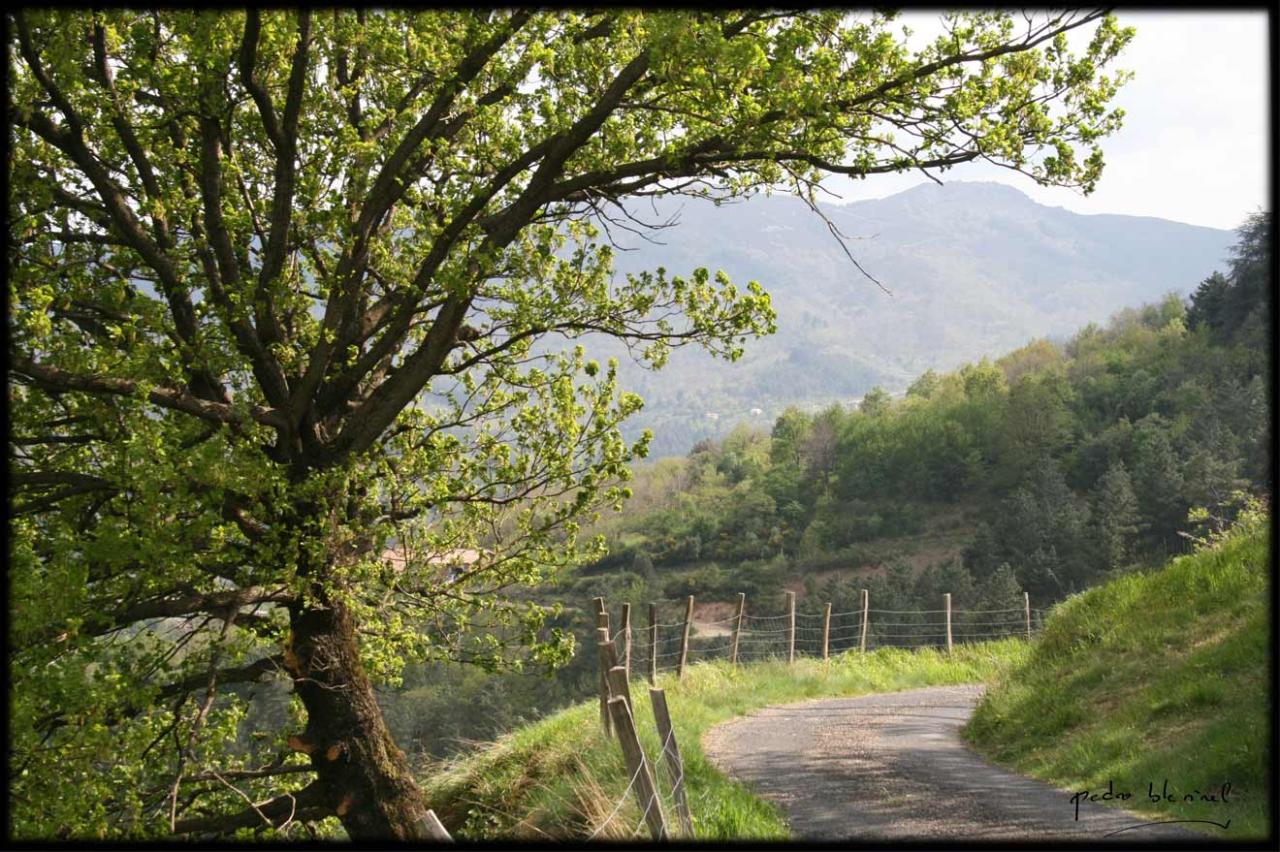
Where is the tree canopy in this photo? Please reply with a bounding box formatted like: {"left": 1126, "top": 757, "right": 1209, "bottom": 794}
{"left": 9, "top": 8, "right": 1133, "bottom": 839}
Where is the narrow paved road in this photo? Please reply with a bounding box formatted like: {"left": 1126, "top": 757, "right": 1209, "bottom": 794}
{"left": 702, "top": 685, "right": 1204, "bottom": 842}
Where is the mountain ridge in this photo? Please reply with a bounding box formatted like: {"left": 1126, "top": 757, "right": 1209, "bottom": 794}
{"left": 570, "top": 181, "right": 1236, "bottom": 456}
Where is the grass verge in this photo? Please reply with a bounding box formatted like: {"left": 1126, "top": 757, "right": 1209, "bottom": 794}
{"left": 422, "top": 639, "right": 1029, "bottom": 840}
{"left": 965, "top": 508, "right": 1271, "bottom": 840}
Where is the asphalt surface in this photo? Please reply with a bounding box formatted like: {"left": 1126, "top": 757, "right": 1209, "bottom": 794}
{"left": 702, "top": 685, "right": 1206, "bottom": 842}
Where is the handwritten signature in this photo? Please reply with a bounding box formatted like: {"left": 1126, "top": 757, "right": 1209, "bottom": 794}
{"left": 1069, "top": 780, "right": 1233, "bottom": 834}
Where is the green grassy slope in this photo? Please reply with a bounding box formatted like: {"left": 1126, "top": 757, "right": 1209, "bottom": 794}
{"left": 422, "top": 641, "right": 1030, "bottom": 840}
{"left": 965, "top": 508, "right": 1271, "bottom": 839}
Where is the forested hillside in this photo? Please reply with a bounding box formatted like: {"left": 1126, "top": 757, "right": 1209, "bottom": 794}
{"left": 582, "top": 213, "right": 1269, "bottom": 607}
{"left": 580, "top": 183, "right": 1236, "bottom": 456}
{"left": 377, "top": 213, "right": 1269, "bottom": 759}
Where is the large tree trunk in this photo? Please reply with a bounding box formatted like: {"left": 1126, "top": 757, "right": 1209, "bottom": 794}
{"left": 285, "top": 599, "right": 430, "bottom": 839}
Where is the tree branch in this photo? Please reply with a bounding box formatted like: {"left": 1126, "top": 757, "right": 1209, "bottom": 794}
{"left": 237, "top": 10, "right": 283, "bottom": 149}
{"left": 14, "top": 14, "right": 227, "bottom": 405}
{"left": 170, "top": 780, "right": 327, "bottom": 836}
{"left": 10, "top": 356, "right": 286, "bottom": 430}
{"left": 291, "top": 10, "right": 533, "bottom": 427}
{"left": 255, "top": 11, "right": 311, "bottom": 349}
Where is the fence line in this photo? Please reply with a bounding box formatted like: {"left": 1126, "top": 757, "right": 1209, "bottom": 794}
{"left": 602, "top": 590, "right": 1046, "bottom": 680}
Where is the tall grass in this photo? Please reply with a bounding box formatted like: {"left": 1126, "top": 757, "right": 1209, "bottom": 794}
{"left": 422, "top": 640, "right": 1029, "bottom": 840}
{"left": 966, "top": 508, "right": 1271, "bottom": 839}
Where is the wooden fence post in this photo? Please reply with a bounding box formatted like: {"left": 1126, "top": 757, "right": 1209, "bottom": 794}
{"left": 621, "top": 602, "right": 632, "bottom": 681}
{"left": 607, "top": 665, "right": 633, "bottom": 722}
{"left": 944, "top": 593, "right": 953, "bottom": 654}
{"left": 1024, "top": 592, "right": 1032, "bottom": 641}
{"left": 594, "top": 596, "right": 610, "bottom": 642}
{"left": 649, "top": 688, "right": 694, "bottom": 836}
{"left": 648, "top": 602, "right": 658, "bottom": 684}
{"left": 596, "top": 626, "right": 618, "bottom": 737}
{"left": 860, "top": 589, "right": 869, "bottom": 654}
{"left": 416, "top": 810, "right": 452, "bottom": 841}
{"left": 822, "top": 602, "right": 832, "bottom": 661}
{"left": 607, "top": 696, "right": 668, "bottom": 840}
{"left": 785, "top": 591, "right": 796, "bottom": 664}
{"left": 677, "top": 595, "right": 693, "bottom": 679}
{"left": 731, "top": 592, "right": 745, "bottom": 668}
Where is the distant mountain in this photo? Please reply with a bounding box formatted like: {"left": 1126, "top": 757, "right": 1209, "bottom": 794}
{"left": 567, "top": 181, "right": 1236, "bottom": 457}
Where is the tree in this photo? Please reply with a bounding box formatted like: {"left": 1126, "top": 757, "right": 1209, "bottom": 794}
{"left": 1218, "top": 211, "right": 1272, "bottom": 341}
{"left": 1127, "top": 416, "right": 1187, "bottom": 552}
{"left": 975, "top": 563, "right": 1023, "bottom": 609}
{"left": 994, "top": 369, "right": 1076, "bottom": 489}
{"left": 995, "top": 456, "right": 1093, "bottom": 596}
{"left": 8, "top": 9, "right": 1134, "bottom": 839}
{"left": 971, "top": 563, "right": 1026, "bottom": 633}
{"left": 1185, "top": 271, "right": 1231, "bottom": 334}
{"left": 963, "top": 521, "right": 1003, "bottom": 580}
{"left": 859, "top": 386, "right": 892, "bottom": 416}
{"left": 802, "top": 403, "right": 845, "bottom": 492}
{"left": 1186, "top": 212, "right": 1272, "bottom": 345}
{"left": 906, "top": 368, "right": 942, "bottom": 399}
{"left": 1090, "top": 462, "right": 1142, "bottom": 571}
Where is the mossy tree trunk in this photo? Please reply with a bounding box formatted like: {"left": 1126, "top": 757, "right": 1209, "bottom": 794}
{"left": 287, "top": 600, "right": 430, "bottom": 839}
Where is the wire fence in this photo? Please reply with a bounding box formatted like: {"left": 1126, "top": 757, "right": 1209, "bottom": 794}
{"left": 604, "top": 593, "right": 1048, "bottom": 676}
{"left": 586, "top": 693, "right": 688, "bottom": 840}
{"left": 584, "top": 590, "right": 1049, "bottom": 840}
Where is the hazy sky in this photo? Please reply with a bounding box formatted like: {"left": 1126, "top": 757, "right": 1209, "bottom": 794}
{"left": 825, "top": 11, "right": 1270, "bottom": 231}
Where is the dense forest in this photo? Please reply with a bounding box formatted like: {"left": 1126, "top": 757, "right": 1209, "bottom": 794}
{"left": 374, "top": 212, "right": 1270, "bottom": 760}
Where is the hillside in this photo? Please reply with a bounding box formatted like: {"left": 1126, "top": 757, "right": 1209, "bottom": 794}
{"left": 965, "top": 505, "right": 1271, "bottom": 838}
{"left": 577, "top": 182, "right": 1236, "bottom": 456}
{"left": 417, "top": 509, "right": 1270, "bottom": 841}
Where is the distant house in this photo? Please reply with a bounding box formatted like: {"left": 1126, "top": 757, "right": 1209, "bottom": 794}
{"left": 379, "top": 546, "right": 485, "bottom": 583}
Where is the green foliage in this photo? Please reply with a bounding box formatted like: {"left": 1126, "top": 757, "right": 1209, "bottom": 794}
{"left": 1090, "top": 462, "right": 1142, "bottom": 571}
{"left": 1187, "top": 212, "right": 1271, "bottom": 347}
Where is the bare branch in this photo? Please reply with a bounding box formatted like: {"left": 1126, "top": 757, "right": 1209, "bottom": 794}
{"left": 170, "top": 781, "right": 327, "bottom": 836}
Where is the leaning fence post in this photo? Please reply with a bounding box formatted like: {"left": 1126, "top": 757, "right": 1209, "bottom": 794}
{"left": 607, "top": 665, "right": 634, "bottom": 723}
{"left": 648, "top": 602, "right": 658, "bottom": 683}
{"left": 1024, "top": 592, "right": 1032, "bottom": 641}
{"left": 621, "top": 602, "right": 632, "bottom": 681}
{"left": 822, "top": 602, "right": 832, "bottom": 661}
{"left": 596, "top": 626, "right": 618, "bottom": 737}
{"left": 860, "top": 589, "right": 869, "bottom": 654}
{"left": 607, "top": 696, "right": 668, "bottom": 840}
{"left": 785, "top": 591, "right": 796, "bottom": 664}
{"left": 649, "top": 688, "right": 694, "bottom": 836}
{"left": 731, "top": 592, "right": 745, "bottom": 667}
{"left": 944, "top": 593, "right": 953, "bottom": 654}
{"left": 677, "top": 595, "right": 694, "bottom": 679}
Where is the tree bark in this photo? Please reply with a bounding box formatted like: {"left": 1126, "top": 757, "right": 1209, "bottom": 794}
{"left": 286, "top": 598, "right": 430, "bottom": 839}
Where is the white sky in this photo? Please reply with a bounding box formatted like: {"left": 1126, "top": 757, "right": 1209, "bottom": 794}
{"left": 824, "top": 10, "right": 1271, "bottom": 231}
